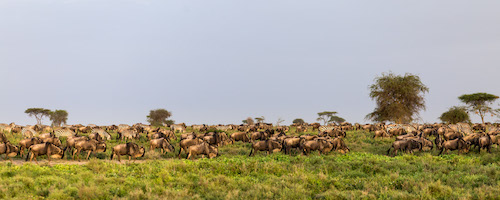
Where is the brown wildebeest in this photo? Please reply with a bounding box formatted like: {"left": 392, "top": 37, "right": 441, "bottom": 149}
{"left": 331, "top": 137, "right": 350, "bottom": 154}
{"left": 230, "top": 132, "right": 250, "bottom": 143}
{"left": 0, "top": 142, "right": 19, "bottom": 161}
{"left": 180, "top": 132, "right": 197, "bottom": 140}
{"left": 478, "top": 134, "right": 493, "bottom": 153}
{"left": 443, "top": 131, "right": 462, "bottom": 141}
{"left": 300, "top": 139, "right": 330, "bottom": 155}
{"left": 89, "top": 132, "right": 103, "bottom": 142}
{"left": 110, "top": 143, "right": 145, "bottom": 162}
{"left": 248, "top": 139, "right": 282, "bottom": 156}
{"left": 38, "top": 132, "right": 55, "bottom": 140}
{"left": 64, "top": 136, "right": 88, "bottom": 154}
{"left": 18, "top": 137, "right": 42, "bottom": 157}
{"left": 178, "top": 138, "right": 203, "bottom": 158}
{"left": 186, "top": 142, "right": 218, "bottom": 159}
{"left": 117, "top": 129, "right": 140, "bottom": 141}
{"left": 438, "top": 138, "right": 470, "bottom": 155}
{"left": 387, "top": 139, "right": 422, "bottom": 156}
{"left": 0, "top": 132, "right": 7, "bottom": 143}
{"left": 42, "top": 137, "right": 62, "bottom": 147}
{"left": 250, "top": 131, "right": 268, "bottom": 142}
{"left": 25, "top": 142, "right": 65, "bottom": 164}
{"left": 283, "top": 137, "right": 301, "bottom": 154}
{"left": 73, "top": 139, "right": 107, "bottom": 161}
{"left": 203, "top": 132, "right": 222, "bottom": 146}
{"left": 149, "top": 138, "right": 174, "bottom": 154}
{"left": 374, "top": 130, "right": 390, "bottom": 138}
{"left": 299, "top": 134, "right": 317, "bottom": 141}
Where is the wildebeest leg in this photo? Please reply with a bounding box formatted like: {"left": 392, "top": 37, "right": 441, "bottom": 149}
{"left": 177, "top": 148, "right": 183, "bottom": 159}
{"left": 72, "top": 149, "right": 78, "bottom": 160}
{"left": 248, "top": 148, "right": 253, "bottom": 157}
{"left": 438, "top": 148, "right": 444, "bottom": 156}
{"left": 86, "top": 151, "right": 92, "bottom": 160}
{"left": 129, "top": 156, "right": 131, "bottom": 162}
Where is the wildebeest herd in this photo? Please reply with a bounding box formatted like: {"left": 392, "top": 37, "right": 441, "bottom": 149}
{"left": 0, "top": 122, "right": 498, "bottom": 164}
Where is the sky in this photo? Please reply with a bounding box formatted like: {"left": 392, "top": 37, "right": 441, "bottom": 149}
{"left": 1, "top": 0, "right": 500, "bottom": 126}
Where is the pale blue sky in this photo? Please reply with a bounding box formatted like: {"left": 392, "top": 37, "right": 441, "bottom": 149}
{"left": 1, "top": 0, "right": 499, "bottom": 125}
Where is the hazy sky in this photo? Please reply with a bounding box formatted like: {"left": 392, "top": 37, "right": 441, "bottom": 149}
{"left": 1, "top": 0, "right": 500, "bottom": 125}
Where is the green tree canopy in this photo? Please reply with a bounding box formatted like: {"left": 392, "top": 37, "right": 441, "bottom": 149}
{"left": 439, "top": 106, "right": 470, "bottom": 124}
{"left": 243, "top": 117, "right": 254, "bottom": 125}
{"left": 458, "top": 93, "right": 499, "bottom": 124}
{"left": 292, "top": 118, "right": 305, "bottom": 125}
{"left": 254, "top": 116, "right": 265, "bottom": 124}
{"left": 330, "top": 116, "right": 346, "bottom": 124}
{"left": 317, "top": 111, "right": 345, "bottom": 125}
{"left": 49, "top": 110, "right": 68, "bottom": 127}
{"left": 366, "top": 72, "right": 429, "bottom": 124}
{"left": 147, "top": 109, "right": 172, "bottom": 126}
{"left": 25, "top": 108, "right": 51, "bottom": 125}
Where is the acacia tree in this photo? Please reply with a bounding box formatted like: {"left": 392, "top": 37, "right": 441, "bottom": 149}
{"left": 243, "top": 117, "right": 254, "bottom": 125}
{"left": 458, "top": 93, "right": 499, "bottom": 125}
{"left": 147, "top": 109, "right": 172, "bottom": 126}
{"left": 276, "top": 118, "right": 285, "bottom": 126}
{"left": 49, "top": 110, "right": 68, "bottom": 127}
{"left": 292, "top": 118, "right": 305, "bottom": 125}
{"left": 254, "top": 116, "right": 265, "bottom": 124}
{"left": 330, "top": 116, "right": 346, "bottom": 124}
{"left": 439, "top": 106, "right": 470, "bottom": 124}
{"left": 366, "top": 72, "right": 429, "bottom": 124}
{"left": 25, "top": 108, "right": 51, "bottom": 125}
{"left": 317, "top": 111, "right": 344, "bottom": 125}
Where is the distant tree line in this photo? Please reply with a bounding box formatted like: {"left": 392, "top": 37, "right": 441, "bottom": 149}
{"left": 25, "top": 108, "right": 68, "bottom": 126}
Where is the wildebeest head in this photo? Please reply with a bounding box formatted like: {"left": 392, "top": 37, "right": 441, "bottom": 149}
{"left": 48, "top": 143, "right": 65, "bottom": 159}
{"left": 96, "top": 142, "right": 107, "bottom": 152}
{"left": 163, "top": 139, "right": 174, "bottom": 153}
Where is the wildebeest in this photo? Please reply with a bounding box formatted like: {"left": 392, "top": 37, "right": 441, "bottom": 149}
{"left": 250, "top": 131, "right": 269, "bottom": 142}
{"left": 330, "top": 137, "right": 350, "bottom": 154}
{"left": 230, "top": 132, "right": 250, "bottom": 143}
{"left": 110, "top": 143, "right": 145, "bottom": 162}
{"left": 387, "top": 139, "right": 422, "bottom": 156}
{"left": 443, "top": 131, "right": 462, "bottom": 141}
{"left": 300, "top": 139, "right": 330, "bottom": 155}
{"left": 180, "top": 132, "right": 197, "bottom": 140}
{"left": 478, "top": 134, "right": 493, "bottom": 153}
{"left": 283, "top": 137, "right": 301, "bottom": 154}
{"left": 0, "top": 132, "right": 8, "bottom": 143}
{"left": 149, "top": 138, "right": 174, "bottom": 154}
{"left": 88, "top": 132, "right": 103, "bottom": 142}
{"left": 171, "top": 124, "right": 186, "bottom": 133}
{"left": 373, "top": 130, "right": 390, "bottom": 138}
{"left": 248, "top": 139, "right": 282, "bottom": 156}
{"left": 0, "top": 142, "right": 19, "bottom": 161}
{"left": 202, "top": 132, "right": 222, "bottom": 146}
{"left": 72, "top": 139, "right": 107, "bottom": 161}
{"left": 64, "top": 135, "right": 88, "bottom": 154}
{"left": 26, "top": 142, "right": 65, "bottom": 163}
{"left": 186, "top": 142, "right": 218, "bottom": 159}
{"left": 117, "top": 129, "right": 140, "bottom": 140}
{"left": 438, "top": 138, "right": 470, "bottom": 155}
{"left": 18, "top": 137, "right": 42, "bottom": 157}
{"left": 42, "top": 137, "right": 62, "bottom": 147}
{"left": 178, "top": 138, "right": 203, "bottom": 158}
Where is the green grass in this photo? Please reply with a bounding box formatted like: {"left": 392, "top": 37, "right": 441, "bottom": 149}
{"left": 1, "top": 129, "right": 499, "bottom": 199}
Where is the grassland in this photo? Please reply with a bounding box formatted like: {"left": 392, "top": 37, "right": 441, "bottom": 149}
{"left": 0, "top": 129, "right": 499, "bottom": 199}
